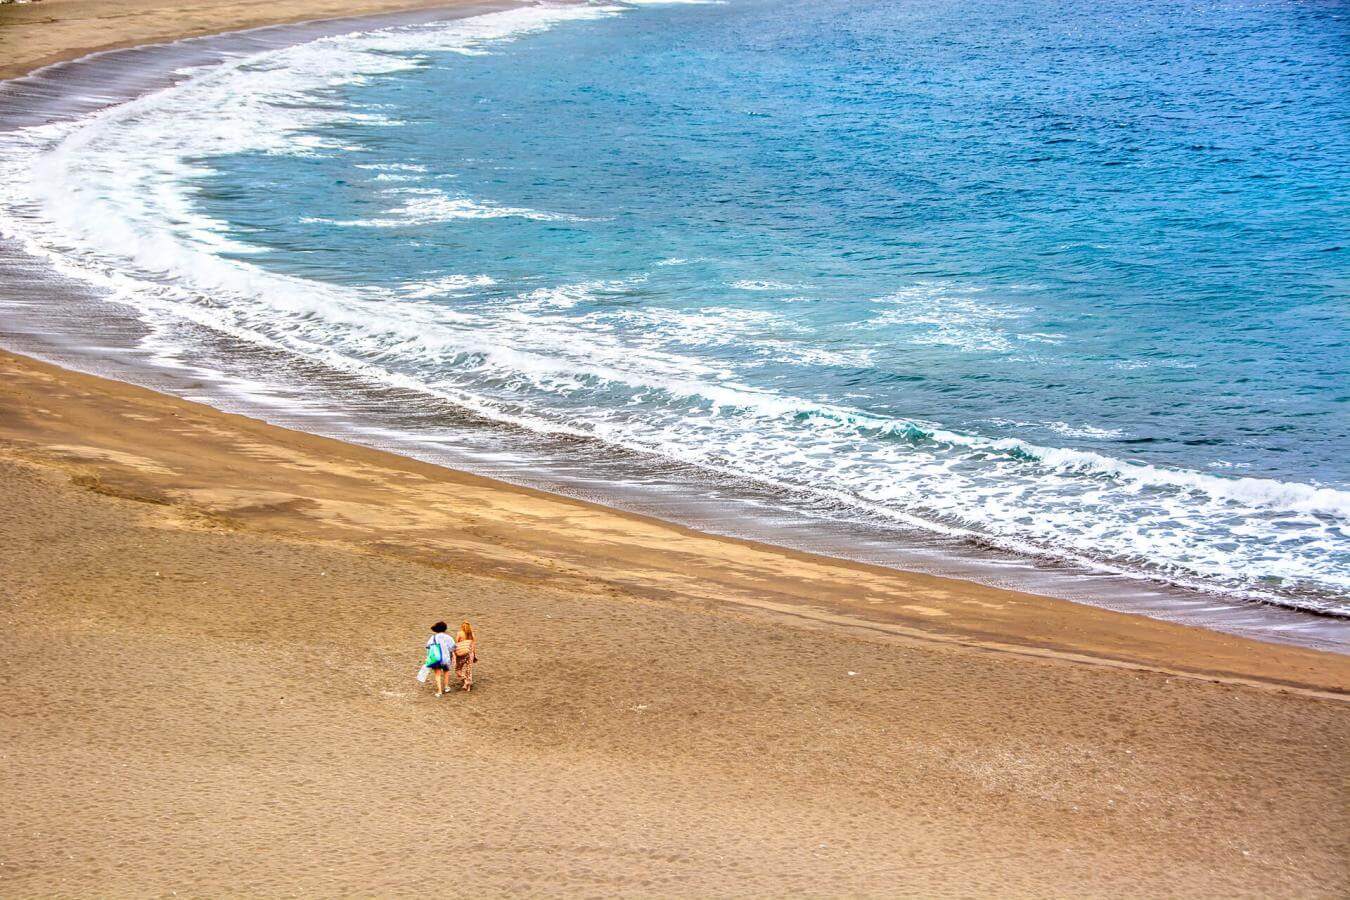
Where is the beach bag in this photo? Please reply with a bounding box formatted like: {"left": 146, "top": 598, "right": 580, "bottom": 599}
{"left": 425, "top": 641, "right": 442, "bottom": 667}
{"left": 416, "top": 665, "right": 430, "bottom": 683}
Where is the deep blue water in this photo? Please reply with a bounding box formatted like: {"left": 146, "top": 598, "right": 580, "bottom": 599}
{"left": 3, "top": 0, "right": 1348, "bottom": 611}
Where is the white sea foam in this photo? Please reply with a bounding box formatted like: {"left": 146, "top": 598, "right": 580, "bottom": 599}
{"left": 514, "top": 277, "right": 649, "bottom": 311}
{"left": 355, "top": 162, "right": 429, "bottom": 172}
{"left": 400, "top": 274, "right": 497, "bottom": 298}
{"left": 730, "top": 278, "right": 808, "bottom": 291}
{"left": 865, "top": 286, "right": 1058, "bottom": 353}
{"left": 330, "top": 190, "right": 589, "bottom": 227}
{"left": 1044, "top": 422, "right": 1129, "bottom": 440}
{"left": 0, "top": 1, "right": 1347, "bottom": 612}
{"left": 751, "top": 339, "right": 876, "bottom": 368}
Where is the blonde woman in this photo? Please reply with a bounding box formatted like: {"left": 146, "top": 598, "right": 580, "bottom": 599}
{"left": 454, "top": 621, "right": 478, "bottom": 692}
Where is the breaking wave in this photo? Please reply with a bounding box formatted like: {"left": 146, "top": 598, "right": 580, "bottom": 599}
{"left": 0, "top": 1, "right": 1346, "bottom": 616}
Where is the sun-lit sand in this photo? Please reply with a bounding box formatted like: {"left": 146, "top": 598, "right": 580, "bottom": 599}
{"left": 0, "top": 0, "right": 499, "bottom": 79}
{"left": 2, "top": 352, "right": 1347, "bottom": 897}
{"left": 1, "top": 3, "right": 1348, "bottom": 896}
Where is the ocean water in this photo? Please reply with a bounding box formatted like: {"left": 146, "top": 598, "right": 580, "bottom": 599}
{"left": 1, "top": 0, "right": 1348, "bottom": 617}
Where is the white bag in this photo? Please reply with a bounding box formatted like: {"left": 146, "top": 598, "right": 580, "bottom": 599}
{"left": 416, "top": 665, "right": 430, "bottom": 683}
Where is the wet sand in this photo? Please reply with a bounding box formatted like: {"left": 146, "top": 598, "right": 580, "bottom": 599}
{"left": 2, "top": 3, "right": 1349, "bottom": 895}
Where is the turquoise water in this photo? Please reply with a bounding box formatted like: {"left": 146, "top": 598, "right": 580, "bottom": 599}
{"left": 2, "top": 0, "right": 1348, "bottom": 612}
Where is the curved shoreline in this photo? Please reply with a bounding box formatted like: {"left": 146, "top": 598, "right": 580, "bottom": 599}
{"left": 0, "top": 0, "right": 511, "bottom": 80}
{"left": 2, "top": 6, "right": 1348, "bottom": 897}
{"left": 0, "top": 0, "right": 1347, "bottom": 655}
{"left": 2, "top": 346, "right": 1348, "bottom": 697}
{"left": 4, "top": 0, "right": 1350, "bottom": 656}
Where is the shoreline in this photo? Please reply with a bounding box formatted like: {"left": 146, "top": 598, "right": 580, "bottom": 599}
{"left": 3, "top": 347, "right": 1347, "bottom": 698}
{"left": 2, "top": 4, "right": 1348, "bottom": 895}
{"left": 2, "top": 8, "right": 1350, "bottom": 655}
{"left": 4, "top": 352, "right": 1349, "bottom": 896}
{"left": 0, "top": 0, "right": 1346, "bottom": 680}
{"left": 0, "top": 0, "right": 505, "bottom": 79}
{"left": 2, "top": 0, "right": 1345, "bottom": 652}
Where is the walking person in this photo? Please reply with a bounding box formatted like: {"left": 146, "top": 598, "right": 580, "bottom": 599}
{"left": 454, "top": 621, "right": 478, "bottom": 692}
{"left": 424, "top": 621, "right": 455, "bottom": 697}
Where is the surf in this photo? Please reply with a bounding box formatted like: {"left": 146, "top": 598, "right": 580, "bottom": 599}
{"left": 0, "top": 0, "right": 1346, "bottom": 619}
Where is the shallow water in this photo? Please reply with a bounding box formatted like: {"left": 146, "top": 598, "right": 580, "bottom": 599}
{"left": 1, "top": 0, "right": 1347, "bottom": 623}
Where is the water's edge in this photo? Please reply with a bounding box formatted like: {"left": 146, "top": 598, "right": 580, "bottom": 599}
{"left": 1, "top": 3, "right": 1345, "bottom": 654}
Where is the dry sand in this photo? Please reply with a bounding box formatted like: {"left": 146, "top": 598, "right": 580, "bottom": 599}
{"left": 0, "top": 0, "right": 490, "bottom": 79}
{"left": 2, "top": 355, "right": 1348, "bottom": 898}
{"left": 1, "top": 3, "right": 1349, "bottom": 895}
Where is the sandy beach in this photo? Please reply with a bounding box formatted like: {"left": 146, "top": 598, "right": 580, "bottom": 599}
{"left": 2, "top": 3, "right": 1349, "bottom": 897}
{"left": 0, "top": 0, "right": 491, "bottom": 78}
{"left": 3, "top": 352, "right": 1349, "bottom": 898}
